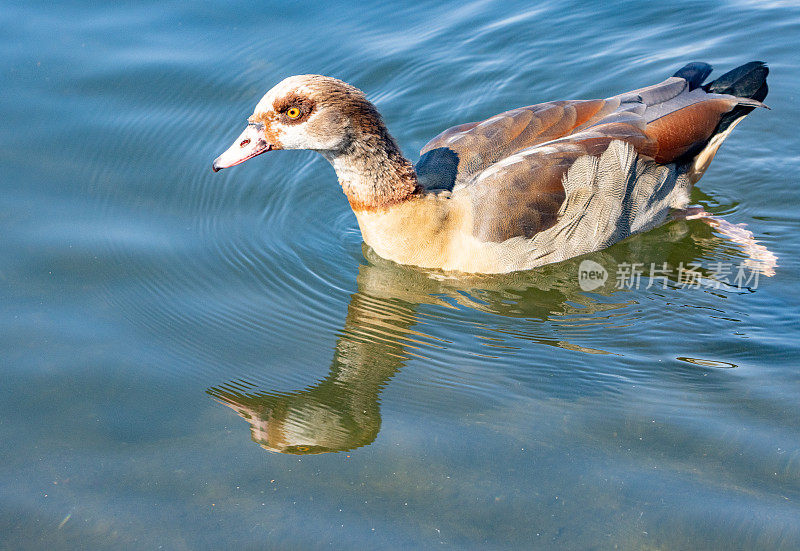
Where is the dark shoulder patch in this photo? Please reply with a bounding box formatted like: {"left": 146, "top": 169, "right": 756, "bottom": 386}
{"left": 414, "top": 147, "right": 459, "bottom": 191}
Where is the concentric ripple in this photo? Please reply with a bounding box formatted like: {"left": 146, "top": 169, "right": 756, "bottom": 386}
{"left": 40, "top": 0, "right": 784, "bottom": 449}
{"left": 82, "top": 67, "right": 782, "bottom": 408}
{"left": 4, "top": 0, "right": 800, "bottom": 547}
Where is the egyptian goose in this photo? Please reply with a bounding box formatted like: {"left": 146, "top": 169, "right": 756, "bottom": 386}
{"left": 212, "top": 62, "right": 768, "bottom": 274}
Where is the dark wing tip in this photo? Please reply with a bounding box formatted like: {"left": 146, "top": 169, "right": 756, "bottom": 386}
{"left": 705, "top": 61, "right": 769, "bottom": 102}
{"left": 673, "top": 62, "right": 714, "bottom": 91}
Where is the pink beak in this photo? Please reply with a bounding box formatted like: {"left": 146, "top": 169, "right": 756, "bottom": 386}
{"left": 212, "top": 123, "right": 274, "bottom": 172}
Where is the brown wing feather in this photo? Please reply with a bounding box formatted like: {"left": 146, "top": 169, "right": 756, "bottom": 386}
{"left": 645, "top": 98, "right": 735, "bottom": 163}
{"left": 421, "top": 78, "right": 742, "bottom": 242}
{"left": 420, "top": 99, "right": 612, "bottom": 185}
{"left": 468, "top": 121, "right": 659, "bottom": 241}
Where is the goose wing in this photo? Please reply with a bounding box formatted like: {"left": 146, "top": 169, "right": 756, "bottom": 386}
{"left": 415, "top": 75, "right": 756, "bottom": 242}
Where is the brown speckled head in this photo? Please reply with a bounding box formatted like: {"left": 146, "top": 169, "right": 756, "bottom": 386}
{"left": 246, "top": 74, "right": 390, "bottom": 153}
{"left": 213, "top": 75, "right": 418, "bottom": 209}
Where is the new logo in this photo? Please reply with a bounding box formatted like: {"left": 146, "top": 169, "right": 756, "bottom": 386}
{"left": 578, "top": 260, "right": 608, "bottom": 291}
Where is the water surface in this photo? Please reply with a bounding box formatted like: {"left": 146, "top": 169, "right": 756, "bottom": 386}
{"left": 2, "top": 0, "right": 800, "bottom": 548}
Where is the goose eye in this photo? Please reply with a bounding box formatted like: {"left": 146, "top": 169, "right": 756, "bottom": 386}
{"left": 286, "top": 107, "right": 301, "bottom": 119}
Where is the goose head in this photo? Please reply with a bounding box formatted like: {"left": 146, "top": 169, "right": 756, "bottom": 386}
{"left": 212, "top": 74, "right": 387, "bottom": 171}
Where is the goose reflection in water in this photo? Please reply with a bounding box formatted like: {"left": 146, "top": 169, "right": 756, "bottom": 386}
{"left": 207, "top": 214, "right": 775, "bottom": 455}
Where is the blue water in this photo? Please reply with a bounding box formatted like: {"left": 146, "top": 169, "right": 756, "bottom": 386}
{"left": 2, "top": 1, "right": 800, "bottom": 548}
